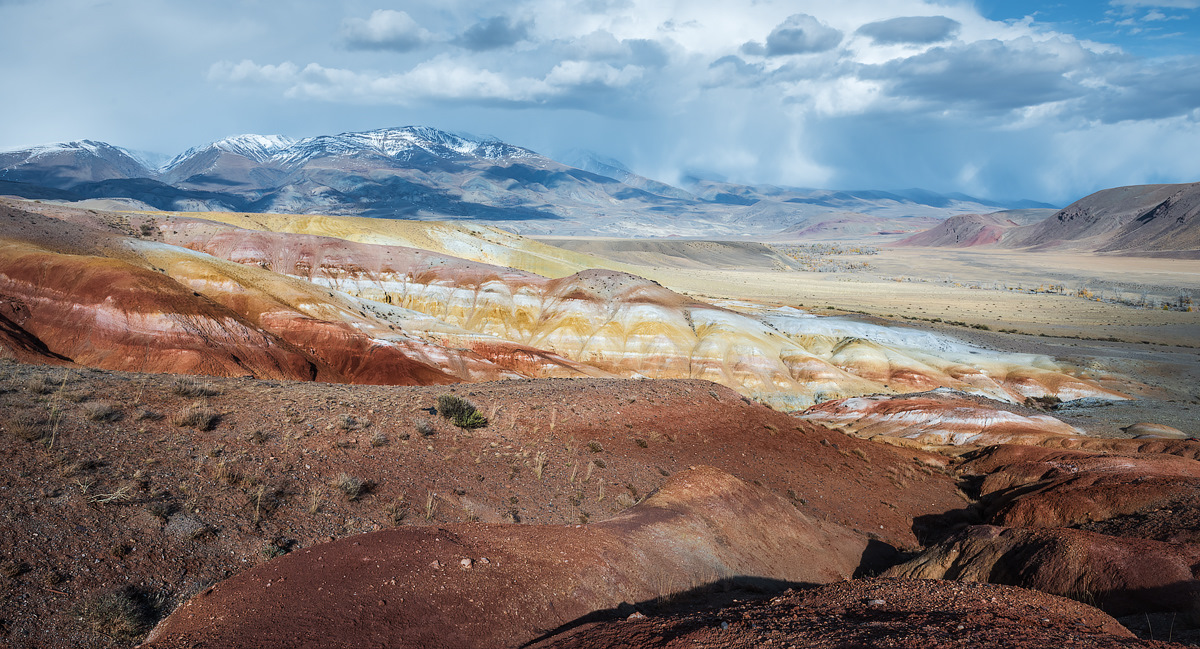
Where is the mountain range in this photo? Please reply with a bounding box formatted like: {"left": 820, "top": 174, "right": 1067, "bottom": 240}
{"left": 0, "top": 126, "right": 1052, "bottom": 237}
{"left": 895, "top": 182, "right": 1200, "bottom": 256}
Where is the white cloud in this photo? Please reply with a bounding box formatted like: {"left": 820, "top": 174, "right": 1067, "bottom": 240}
{"left": 1110, "top": 0, "right": 1200, "bottom": 7}
{"left": 340, "top": 9, "right": 435, "bottom": 52}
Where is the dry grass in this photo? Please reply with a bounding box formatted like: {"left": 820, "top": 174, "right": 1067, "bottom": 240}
{"left": 171, "top": 377, "right": 221, "bottom": 398}
{"left": 333, "top": 473, "right": 369, "bottom": 501}
{"left": 83, "top": 401, "right": 122, "bottom": 422}
{"left": 533, "top": 451, "right": 548, "bottom": 481}
{"left": 172, "top": 404, "right": 220, "bottom": 431}
{"left": 77, "top": 586, "right": 161, "bottom": 642}
{"left": 8, "top": 412, "right": 49, "bottom": 442}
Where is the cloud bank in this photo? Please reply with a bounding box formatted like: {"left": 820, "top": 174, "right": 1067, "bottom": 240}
{"left": 3, "top": 0, "right": 1199, "bottom": 203}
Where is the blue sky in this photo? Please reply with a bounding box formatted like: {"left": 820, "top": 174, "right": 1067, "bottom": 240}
{"left": 1, "top": 0, "right": 1198, "bottom": 205}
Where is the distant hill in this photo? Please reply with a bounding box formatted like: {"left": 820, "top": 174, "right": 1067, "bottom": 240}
{"left": 1, "top": 127, "right": 1051, "bottom": 237}
{"left": 895, "top": 183, "right": 1200, "bottom": 256}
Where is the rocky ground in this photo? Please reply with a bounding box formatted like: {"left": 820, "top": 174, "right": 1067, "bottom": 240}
{"left": 0, "top": 361, "right": 963, "bottom": 648}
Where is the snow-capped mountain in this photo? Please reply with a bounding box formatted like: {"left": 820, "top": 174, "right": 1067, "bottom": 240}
{"left": 0, "top": 140, "right": 152, "bottom": 187}
{"left": 162, "top": 134, "right": 296, "bottom": 171}
{"left": 271, "top": 127, "right": 537, "bottom": 168}
{"left": 0, "top": 126, "right": 1058, "bottom": 237}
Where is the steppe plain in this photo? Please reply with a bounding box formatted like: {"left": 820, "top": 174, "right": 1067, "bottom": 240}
{"left": 2, "top": 197, "right": 1199, "bottom": 648}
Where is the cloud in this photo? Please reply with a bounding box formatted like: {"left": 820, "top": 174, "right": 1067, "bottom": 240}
{"left": 856, "top": 16, "right": 961, "bottom": 44}
{"left": 1110, "top": 0, "right": 1200, "bottom": 7}
{"left": 340, "top": 10, "right": 433, "bottom": 52}
{"left": 561, "top": 30, "right": 670, "bottom": 67}
{"left": 208, "top": 59, "right": 300, "bottom": 84}
{"left": 455, "top": 16, "right": 531, "bottom": 51}
{"left": 760, "top": 14, "right": 842, "bottom": 56}
{"left": 862, "top": 37, "right": 1090, "bottom": 112}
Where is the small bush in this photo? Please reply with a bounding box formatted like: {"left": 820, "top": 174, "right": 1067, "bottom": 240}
{"left": 171, "top": 378, "right": 220, "bottom": 398}
{"left": 8, "top": 413, "right": 48, "bottom": 441}
{"left": 415, "top": 419, "right": 435, "bottom": 437}
{"left": 77, "top": 586, "right": 161, "bottom": 642}
{"left": 336, "top": 414, "right": 359, "bottom": 431}
{"left": 83, "top": 402, "right": 122, "bottom": 422}
{"left": 587, "top": 441, "right": 604, "bottom": 453}
{"left": 172, "top": 404, "right": 220, "bottom": 431}
{"left": 436, "top": 395, "right": 487, "bottom": 429}
{"left": 25, "top": 376, "right": 55, "bottom": 395}
{"left": 333, "top": 473, "right": 370, "bottom": 501}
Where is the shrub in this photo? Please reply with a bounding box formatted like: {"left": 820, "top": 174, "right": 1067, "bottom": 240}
{"left": 334, "top": 473, "right": 370, "bottom": 501}
{"left": 171, "top": 377, "right": 220, "bottom": 398}
{"left": 415, "top": 419, "right": 435, "bottom": 437}
{"left": 436, "top": 395, "right": 487, "bottom": 429}
{"left": 370, "top": 432, "right": 389, "bottom": 447}
{"left": 83, "top": 402, "right": 122, "bottom": 422}
{"left": 8, "top": 413, "right": 48, "bottom": 441}
{"left": 77, "top": 586, "right": 161, "bottom": 642}
{"left": 172, "top": 404, "right": 220, "bottom": 431}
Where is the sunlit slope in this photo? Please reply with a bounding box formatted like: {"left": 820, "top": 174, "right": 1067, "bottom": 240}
{"left": 0, "top": 201, "right": 602, "bottom": 384}
{"left": 159, "top": 215, "right": 1128, "bottom": 409}
{"left": 141, "top": 210, "right": 640, "bottom": 278}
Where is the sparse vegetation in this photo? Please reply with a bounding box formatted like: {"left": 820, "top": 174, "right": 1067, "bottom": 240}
{"left": 333, "top": 473, "right": 369, "bottom": 501}
{"left": 436, "top": 394, "right": 488, "bottom": 429}
{"left": 415, "top": 419, "right": 436, "bottom": 437}
{"left": 8, "top": 412, "right": 49, "bottom": 442}
{"left": 587, "top": 441, "right": 604, "bottom": 453}
{"left": 370, "top": 432, "right": 389, "bottom": 447}
{"left": 172, "top": 403, "right": 220, "bottom": 430}
{"left": 171, "top": 377, "right": 221, "bottom": 398}
{"left": 77, "top": 586, "right": 162, "bottom": 642}
{"left": 83, "top": 401, "right": 121, "bottom": 422}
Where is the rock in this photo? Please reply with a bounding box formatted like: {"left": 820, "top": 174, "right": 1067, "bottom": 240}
{"left": 1122, "top": 422, "right": 1189, "bottom": 439}
{"left": 884, "top": 525, "right": 1200, "bottom": 617}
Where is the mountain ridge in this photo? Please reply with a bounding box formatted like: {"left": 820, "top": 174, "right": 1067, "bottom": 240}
{"left": 0, "top": 126, "right": 1055, "bottom": 237}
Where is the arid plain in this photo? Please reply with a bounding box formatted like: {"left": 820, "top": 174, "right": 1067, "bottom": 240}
{"left": 2, "top": 195, "right": 1199, "bottom": 649}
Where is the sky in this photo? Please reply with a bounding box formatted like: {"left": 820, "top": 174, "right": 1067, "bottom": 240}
{"left": 1, "top": 0, "right": 1199, "bottom": 205}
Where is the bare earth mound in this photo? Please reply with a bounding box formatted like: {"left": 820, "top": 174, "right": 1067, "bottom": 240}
{"left": 537, "top": 578, "right": 1178, "bottom": 649}
{"left": 142, "top": 466, "right": 864, "bottom": 648}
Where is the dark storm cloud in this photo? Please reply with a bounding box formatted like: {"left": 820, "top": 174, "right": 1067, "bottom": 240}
{"left": 455, "top": 16, "right": 531, "bottom": 51}
{"left": 857, "top": 16, "right": 961, "bottom": 44}
{"left": 863, "top": 38, "right": 1086, "bottom": 111}
{"left": 1081, "top": 57, "right": 1200, "bottom": 122}
{"left": 762, "top": 14, "right": 843, "bottom": 56}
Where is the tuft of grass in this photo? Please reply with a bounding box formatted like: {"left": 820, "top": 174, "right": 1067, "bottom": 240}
{"left": 415, "top": 419, "right": 435, "bottom": 437}
{"left": 135, "top": 409, "right": 163, "bottom": 421}
{"left": 333, "top": 473, "right": 370, "bottom": 501}
{"left": 370, "top": 432, "right": 389, "bottom": 447}
{"left": 25, "top": 376, "right": 55, "bottom": 395}
{"left": 436, "top": 394, "right": 488, "bottom": 429}
{"left": 77, "top": 586, "right": 161, "bottom": 642}
{"left": 8, "top": 412, "right": 49, "bottom": 442}
{"left": 336, "top": 414, "right": 359, "bottom": 431}
{"left": 533, "top": 451, "right": 548, "bottom": 481}
{"left": 634, "top": 438, "right": 648, "bottom": 448}
{"left": 172, "top": 404, "right": 220, "bottom": 431}
{"left": 587, "top": 441, "right": 604, "bottom": 453}
{"left": 83, "top": 402, "right": 122, "bottom": 422}
{"left": 247, "top": 430, "right": 269, "bottom": 444}
{"left": 387, "top": 495, "right": 409, "bottom": 524}
{"left": 171, "top": 377, "right": 220, "bottom": 398}
{"left": 261, "top": 537, "right": 295, "bottom": 559}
